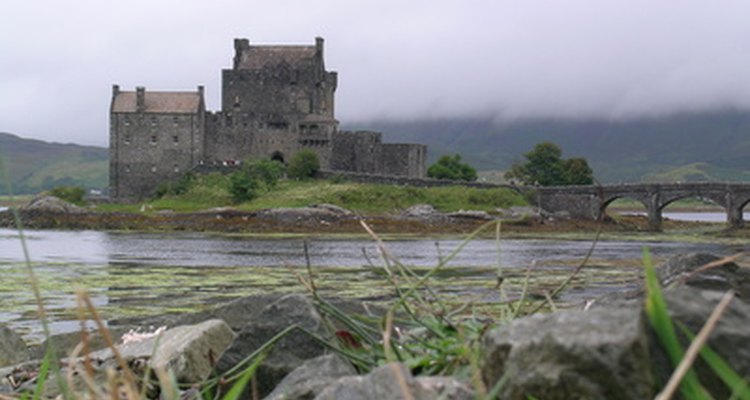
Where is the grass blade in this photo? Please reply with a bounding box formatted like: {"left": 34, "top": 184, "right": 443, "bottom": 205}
{"left": 643, "top": 247, "right": 709, "bottom": 399}
{"left": 656, "top": 290, "right": 734, "bottom": 400}
{"left": 221, "top": 352, "right": 267, "bottom": 400}
{"left": 677, "top": 323, "right": 750, "bottom": 400}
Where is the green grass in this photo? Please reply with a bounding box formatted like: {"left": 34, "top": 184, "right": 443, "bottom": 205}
{"left": 97, "top": 175, "right": 528, "bottom": 214}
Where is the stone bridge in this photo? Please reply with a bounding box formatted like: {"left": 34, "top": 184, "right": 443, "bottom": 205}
{"left": 536, "top": 182, "right": 750, "bottom": 230}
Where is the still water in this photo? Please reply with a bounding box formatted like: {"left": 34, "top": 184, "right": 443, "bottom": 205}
{"left": 0, "top": 228, "right": 743, "bottom": 342}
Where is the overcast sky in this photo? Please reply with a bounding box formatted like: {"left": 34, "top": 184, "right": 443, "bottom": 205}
{"left": 2, "top": 0, "right": 750, "bottom": 146}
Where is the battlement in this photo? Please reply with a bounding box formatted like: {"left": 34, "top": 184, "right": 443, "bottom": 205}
{"left": 109, "top": 38, "right": 426, "bottom": 201}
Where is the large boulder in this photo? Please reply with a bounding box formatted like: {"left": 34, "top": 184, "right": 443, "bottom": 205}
{"left": 315, "top": 362, "right": 473, "bottom": 400}
{"left": 650, "top": 287, "right": 750, "bottom": 398}
{"left": 265, "top": 354, "right": 356, "bottom": 400}
{"left": 90, "top": 319, "right": 236, "bottom": 384}
{"left": 481, "top": 306, "right": 653, "bottom": 400}
{"left": 0, "top": 325, "right": 28, "bottom": 367}
{"left": 215, "top": 294, "right": 330, "bottom": 398}
{"left": 657, "top": 253, "right": 750, "bottom": 299}
{"left": 482, "top": 284, "right": 750, "bottom": 400}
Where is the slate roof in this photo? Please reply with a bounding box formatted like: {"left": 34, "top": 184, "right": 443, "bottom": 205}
{"left": 112, "top": 91, "right": 202, "bottom": 114}
{"left": 236, "top": 45, "right": 316, "bottom": 70}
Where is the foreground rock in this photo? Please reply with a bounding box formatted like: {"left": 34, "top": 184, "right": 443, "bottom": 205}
{"left": 315, "top": 362, "right": 473, "bottom": 400}
{"left": 257, "top": 205, "right": 354, "bottom": 223}
{"left": 482, "top": 282, "right": 750, "bottom": 399}
{"left": 90, "top": 319, "right": 235, "bottom": 384}
{"left": 0, "top": 325, "right": 28, "bottom": 367}
{"left": 482, "top": 306, "right": 652, "bottom": 400}
{"left": 265, "top": 355, "right": 356, "bottom": 400}
{"left": 215, "top": 294, "right": 330, "bottom": 398}
{"left": 657, "top": 253, "right": 750, "bottom": 298}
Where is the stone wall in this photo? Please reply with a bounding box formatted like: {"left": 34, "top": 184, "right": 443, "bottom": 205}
{"left": 110, "top": 111, "right": 204, "bottom": 201}
{"left": 316, "top": 170, "right": 519, "bottom": 190}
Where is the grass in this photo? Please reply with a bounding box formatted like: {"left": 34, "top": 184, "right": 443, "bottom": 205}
{"left": 96, "top": 174, "right": 528, "bottom": 214}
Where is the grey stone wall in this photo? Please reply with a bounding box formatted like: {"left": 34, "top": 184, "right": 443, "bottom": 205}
{"left": 316, "top": 170, "right": 519, "bottom": 190}
{"left": 110, "top": 38, "right": 428, "bottom": 201}
{"left": 110, "top": 112, "right": 204, "bottom": 200}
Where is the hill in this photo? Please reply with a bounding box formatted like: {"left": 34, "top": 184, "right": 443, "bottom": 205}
{"left": 348, "top": 109, "right": 750, "bottom": 183}
{"left": 0, "top": 132, "right": 108, "bottom": 195}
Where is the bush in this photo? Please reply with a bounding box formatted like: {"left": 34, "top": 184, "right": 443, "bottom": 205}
{"left": 155, "top": 173, "right": 195, "bottom": 198}
{"left": 48, "top": 186, "right": 86, "bottom": 206}
{"left": 427, "top": 154, "right": 478, "bottom": 181}
{"left": 505, "top": 142, "right": 593, "bottom": 186}
{"left": 229, "top": 158, "right": 286, "bottom": 203}
{"left": 288, "top": 149, "right": 320, "bottom": 180}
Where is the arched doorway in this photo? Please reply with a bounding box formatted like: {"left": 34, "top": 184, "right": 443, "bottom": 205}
{"left": 270, "top": 151, "right": 285, "bottom": 164}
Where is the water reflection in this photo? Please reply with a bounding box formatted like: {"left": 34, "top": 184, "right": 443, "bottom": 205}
{"left": 0, "top": 228, "right": 739, "bottom": 342}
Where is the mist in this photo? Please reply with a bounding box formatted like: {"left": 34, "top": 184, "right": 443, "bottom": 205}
{"left": 2, "top": 0, "right": 750, "bottom": 146}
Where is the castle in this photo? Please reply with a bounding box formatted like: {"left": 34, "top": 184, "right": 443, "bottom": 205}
{"left": 109, "top": 38, "right": 427, "bottom": 201}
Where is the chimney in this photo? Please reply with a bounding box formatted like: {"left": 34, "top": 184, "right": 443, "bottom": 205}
{"left": 136, "top": 86, "right": 145, "bottom": 113}
{"left": 233, "top": 38, "right": 250, "bottom": 69}
{"left": 112, "top": 84, "right": 120, "bottom": 97}
{"left": 315, "top": 37, "right": 324, "bottom": 54}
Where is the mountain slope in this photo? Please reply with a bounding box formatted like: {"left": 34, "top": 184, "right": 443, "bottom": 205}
{"left": 347, "top": 110, "right": 750, "bottom": 183}
{"left": 0, "top": 132, "right": 108, "bottom": 195}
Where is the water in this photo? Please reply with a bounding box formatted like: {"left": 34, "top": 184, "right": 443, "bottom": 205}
{"left": 623, "top": 211, "right": 749, "bottom": 223}
{"left": 0, "top": 229, "right": 742, "bottom": 342}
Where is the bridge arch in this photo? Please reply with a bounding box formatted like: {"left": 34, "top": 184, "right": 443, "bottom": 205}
{"left": 599, "top": 195, "right": 650, "bottom": 219}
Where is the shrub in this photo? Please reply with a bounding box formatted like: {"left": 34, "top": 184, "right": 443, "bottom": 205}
{"left": 155, "top": 173, "right": 195, "bottom": 198}
{"left": 427, "top": 154, "right": 478, "bottom": 181}
{"left": 48, "top": 186, "right": 86, "bottom": 206}
{"left": 288, "top": 149, "right": 320, "bottom": 180}
{"left": 229, "top": 159, "right": 286, "bottom": 203}
{"left": 505, "top": 142, "right": 594, "bottom": 186}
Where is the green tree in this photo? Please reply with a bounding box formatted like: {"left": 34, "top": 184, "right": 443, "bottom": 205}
{"left": 427, "top": 154, "right": 478, "bottom": 181}
{"left": 562, "top": 158, "right": 594, "bottom": 185}
{"left": 48, "top": 186, "right": 86, "bottom": 206}
{"left": 288, "top": 149, "right": 320, "bottom": 180}
{"left": 505, "top": 142, "right": 593, "bottom": 186}
{"left": 229, "top": 158, "right": 286, "bottom": 203}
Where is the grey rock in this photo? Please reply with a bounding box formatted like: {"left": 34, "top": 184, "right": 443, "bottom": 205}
{"left": 216, "top": 294, "right": 329, "bottom": 398}
{"left": 481, "top": 306, "right": 653, "bottom": 400}
{"left": 446, "top": 209, "right": 493, "bottom": 220}
{"left": 496, "top": 206, "right": 544, "bottom": 221}
{"left": 0, "top": 325, "right": 28, "bottom": 367}
{"left": 257, "top": 207, "right": 351, "bottom": 222}
{"left": 309, "top": 203, "right": 353, "bottom": 216}
{"left": 265, "top": 355, "right": 356, "bottom": 400}
{"left": 650, "top": 287, "right": 750, "bottom": 398}
{"left": 29, "top": 326, "right": 131, "bottom": 360}
{"left": 657, "top": 253, "right": 750, "bottom": 298}
{"left": 90, "top": 319, "right": 236, "bottom": 384}
{"left": 400, "top": 204, "right": 441, "bottom": 219}
{"left": 22, "top": 195, "right": 86, "bottom": 214}
{"left": 315, "top": 363, "right": 473, "bottom": 400}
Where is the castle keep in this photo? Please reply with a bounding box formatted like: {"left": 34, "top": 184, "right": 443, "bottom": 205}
{"left": 110, "top": 38, "right": 427, "bottom": 201}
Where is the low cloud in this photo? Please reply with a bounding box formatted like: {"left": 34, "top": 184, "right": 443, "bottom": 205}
{"left": 2, "top": 0, "right": 749, "bottom": 145}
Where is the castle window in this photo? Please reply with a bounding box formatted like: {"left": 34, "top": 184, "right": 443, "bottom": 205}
{"left": 124, "top": 134, "right": 130, "bottom": 145}
{"left": 150, "top": 117, "right": 157, "bottom": 126}
{"left": 124, "top": 118, "right": 131, "bottom": 127}
{"left": 173, "top": 135, "right": 179, "bottom": 144}
{"left": 151, "top": 135, "right": 157, "bottom": 144}
{"left": 173, "top": 164, "right": 179, "bottom": 173}
{"left": 124, "top": 164, "right": 131, "bottom": 173}
{"left": 151, "top": 165, "right": 157, "bottom": 173}
{"left": 173, "top": 116, "right": 179, "bottom": 125}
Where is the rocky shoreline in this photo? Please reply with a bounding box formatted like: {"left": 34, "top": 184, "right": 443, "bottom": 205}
{"left": 0, "top": 253, "right": 747, "bottom": 399}
{"left": 0, "top": 195, "right": 686, "bottom": 235}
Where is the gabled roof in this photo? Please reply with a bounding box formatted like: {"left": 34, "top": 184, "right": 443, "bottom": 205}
{"left": 236, "top": 46, "right": 317, "bottom": 70}
{"left": 112, "top": 91, "right": 202, "bottom": 114}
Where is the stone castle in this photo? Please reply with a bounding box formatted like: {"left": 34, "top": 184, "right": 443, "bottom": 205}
{"left": 109, "top": 37, "right": 427, "bottom": 201}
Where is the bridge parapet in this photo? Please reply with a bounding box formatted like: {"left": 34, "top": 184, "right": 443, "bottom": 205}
{"left": 536, "top": 182, "right": 750, "bottom": 230}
